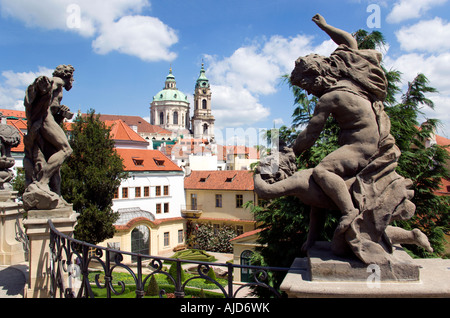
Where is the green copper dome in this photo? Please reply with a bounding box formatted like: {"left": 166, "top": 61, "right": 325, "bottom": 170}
{"left": 153, "top": 68, "right": 188, "bottom": 102}
{"left": 196, "top": 63, "right": 210, "bottom": 88}
{"left": 153, "top": 89, "right": 188, "bottom": 102}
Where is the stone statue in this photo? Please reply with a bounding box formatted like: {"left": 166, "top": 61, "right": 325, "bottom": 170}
{"left": 254, "top": 14, "right": 432, "bottom": 265}
{"left": 22, "top": 65, "right": 74, "bottom": 211}
{"left": 0, "top": 114, "right": 21, "bottom": 190}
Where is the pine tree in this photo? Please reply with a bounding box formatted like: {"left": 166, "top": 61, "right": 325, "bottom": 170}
{"left": 61, "top": 109, "right": 128, "bottom": 244}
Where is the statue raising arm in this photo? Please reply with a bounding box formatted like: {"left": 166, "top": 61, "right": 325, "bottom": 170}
{"left": 312, "top": 14, "right": 358, "bottom": 50}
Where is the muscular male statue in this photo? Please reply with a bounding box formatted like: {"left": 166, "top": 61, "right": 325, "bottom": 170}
{"left": 254, "top": 15, "right": 432, "bottom": 264}
{"left": 23, "top": 65, "right": 74, "bottom": 210}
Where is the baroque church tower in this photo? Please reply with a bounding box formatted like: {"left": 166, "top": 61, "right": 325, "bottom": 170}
{"left": 192, "top": 63, "right": 215, "bottom": 142}
{"left": 150, "top": 68, "right": 191, "bottom": 135}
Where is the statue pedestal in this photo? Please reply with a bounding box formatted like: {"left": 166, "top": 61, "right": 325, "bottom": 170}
{"left": 0, "top": 191, "right": 27, "bottom": 265}
{"left": 23, "top": 206, "right": 78, "bottom": 298}
{"left": 280, "top": 242, "right": 450, "bottom": 297}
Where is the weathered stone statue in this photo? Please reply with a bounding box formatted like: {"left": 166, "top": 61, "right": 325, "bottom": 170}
{"left": 22, "top": 65, "right": 74, "bottom": 211}
{"left": 254, "top": 14, "right": 432, "bottom": 265}
{"left": 0, "top": 115, "right": 21, "bottom": 190}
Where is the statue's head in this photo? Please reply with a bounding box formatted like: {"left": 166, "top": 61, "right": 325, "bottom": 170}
{"left": 53, "top": 65, "right": 75, "bottom": 90}
{"left": 290, "top": 54, "right": 337, "bottom": 97}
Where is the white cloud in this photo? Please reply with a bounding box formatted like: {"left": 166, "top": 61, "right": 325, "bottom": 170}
{"left": 211, "top": 85, "right": 270, "bottom": 128}
{"left": 0, "top": 0, "right": 177, "bottom": 62}
{"left": 272, "top": 118, "right": 284, "bottom": 125}
{"left": 205, "top": 35, "right": 337, "bottom": 129}
{"left": 0, "top": 67, "right": 54, "bottom": 110}
{"left": 92, "top": 15, "right": 178, "bottom": 62}
{"left": 384, "top": 52, "right": 450, "bottom": 135}
{"left": 386, "top": 0, "right": 448, "bottom": 23}
{"left": 395, "top": 18, "right": 450, "bottom": 53}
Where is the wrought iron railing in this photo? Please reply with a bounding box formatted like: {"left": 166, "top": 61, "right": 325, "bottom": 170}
{"left": 48, "top": 220, "right": 288, "bottom": 298}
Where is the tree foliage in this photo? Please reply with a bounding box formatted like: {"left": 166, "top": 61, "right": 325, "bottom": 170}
{"left": 61, "top": 109, "right": 128, "bottom": 244}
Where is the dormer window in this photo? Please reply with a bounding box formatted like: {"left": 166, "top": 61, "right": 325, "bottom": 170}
{"left": 132, "top": 158, "right": 144, "bottom": 166}
{"left": 154, "top": 159, "right": 165, "bottom": 166}
{"left": 225, "top": 174, "right": 237, "bottom": 183}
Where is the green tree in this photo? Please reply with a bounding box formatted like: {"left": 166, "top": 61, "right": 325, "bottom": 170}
{"left": 61, "top": 109, "right": 128, "bottom": 244}
{"left": 385, "top": 74, "right": 449, "bottom": 257}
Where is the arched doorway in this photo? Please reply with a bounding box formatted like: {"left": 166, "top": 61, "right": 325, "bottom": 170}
{"left": 240, "top": 250, "right": 254, "bottom": 283}
{"left": 131, "top": 225, "right": 150, "bottom": 262}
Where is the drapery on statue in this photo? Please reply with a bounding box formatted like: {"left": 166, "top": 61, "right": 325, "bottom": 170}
{"left": 22, "top": 65, "right": 74, "bottom": 211}
{"left": 254, "top": 14, "right": 432, "bottom": 265}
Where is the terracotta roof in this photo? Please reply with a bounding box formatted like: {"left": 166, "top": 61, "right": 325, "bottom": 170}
{"left": 230, "top": 228, "right": 263, "bottom": 242}
{"left": 97, "top": 114, "right": 172, "bottom": 135}
{"left": 7, "top": 120, "right": 25, "bottom": 152}
{"left": 184, "top": 170, "right": 254, "bottom": 191}
{"left": 115, "top": 217, "right": 184, "bottom": 231}
{"left": 115, "top": 148, "right": 182, "bottom": 172}
{"left": 197, "top": 217, "right": 256, "bottom": 224}
{"left": 104, "top": 120, "right": 148, "bottom": 143}
{"left": 0, "top": 109, "right": 26, "bottom": 120}
{"left": 436, "top": 134, "right": 450, "bottom": 147}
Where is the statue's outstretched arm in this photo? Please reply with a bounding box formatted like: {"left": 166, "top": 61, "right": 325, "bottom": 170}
{"left": 293, "top": 98, "right": 330, "bottom": 157}
{"left": 312, "top": 14, "right": 358, "bottom": 50}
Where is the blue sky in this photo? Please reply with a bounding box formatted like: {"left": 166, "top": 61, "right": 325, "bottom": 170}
{"left": 0, "top": 0, "right": 449, "bottom": 145}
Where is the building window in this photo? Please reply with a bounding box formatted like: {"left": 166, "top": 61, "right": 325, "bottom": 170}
{"left": 135, "top": 187, "right": 141, "bottom": 198}
{"left": 159, "top": 112, "right": 164, "bottom": 125}
{"left": 240, "top": 250, "right": 255, "bottom": 283}
{"left": 173, "top": 111, "right": 178, "bottom": 125}
{"left": 191, "top": 193, "right": 197, "bottom": 210}
{"left": 131, "top": 225, "right": 149, "bottom": 262}
{"left": 178, "top": 230, "right": 184, "bottom": 244}
{"left": 164, "top": 185, "right": 169, "bottom": 196}
{"left": 164, "top": 232, "right": 170, "bottom": 247}
{"left": 236, "top": 194, "right": 243, "bottom": 208}
{"left": 236, "top": 225, "right": 244, "bottom": 236}
{"left": 156, "top": 186, "right": 161, "bottom": 196}
{"left": 202, "top": 99, "right": 207, "bottom": 109}
{"left": 215, "top": 194, "right": 222, "bottom": 208}
{"left": 144, "top": 186, "right": 150, "bottom": 197}
{"left": 113, "top": 188, "right": 119, "bottom": 199}
{"left": 122, "top": 187, "right": 128, "bottom": 199}
{"left": 164, "top": 203, "right": 169, "bottom": 213}
{"left": 156, "top": 203, "right": 162, "bottom": 214}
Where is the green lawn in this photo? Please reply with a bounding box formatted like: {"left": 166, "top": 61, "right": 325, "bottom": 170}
{"left": 88, "top": 270, "right": 227, "bottom": 298}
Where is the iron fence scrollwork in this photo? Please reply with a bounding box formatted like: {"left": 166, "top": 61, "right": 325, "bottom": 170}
{"left": 48, "top": 219, "right": 287, "bottom": 298}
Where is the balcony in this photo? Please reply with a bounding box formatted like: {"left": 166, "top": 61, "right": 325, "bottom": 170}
{"left": 181, "top": 205, "right": 203, "bottom": 219}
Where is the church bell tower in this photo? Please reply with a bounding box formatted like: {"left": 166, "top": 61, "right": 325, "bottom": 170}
{"left": 192, "top": 64, "right": 215, "bottom": 142}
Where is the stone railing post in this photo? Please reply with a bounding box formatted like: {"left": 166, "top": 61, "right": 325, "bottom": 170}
{"left": 0, "top": 191, "right": 27, "bottom": 266}
{"left": 23, "top": 206, "right": 78, "bottom": 298}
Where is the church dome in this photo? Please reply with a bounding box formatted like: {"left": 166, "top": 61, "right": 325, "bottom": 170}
{"left": 152, "top": 68, "right": 189, "bottom": 103}
{"left": 153, "top": 89, "right": 188, "bottom": 102}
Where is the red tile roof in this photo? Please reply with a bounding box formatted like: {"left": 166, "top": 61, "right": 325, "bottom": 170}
{"left": 184, "top": 170, "right": 254, "bottom": 191}
{"left": 115, "top": 148, "right": 182, "bottom": 172}
{"left": 230, "top": 228, "right": 263, "bottom": 242}
{"left": 115, "top": 217, "right": 184, "bottom": 231}
{"left": 104, "top": 119, "right": 147, "bottom": 143}
{"left": 0, "top": 109, "right": 26, "bottom": 120}
{"left": 7, "top": 119, "right": 26, "bottom": 152}
{"left": 97, "top": 114, "right": 172, "bottom": 135}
